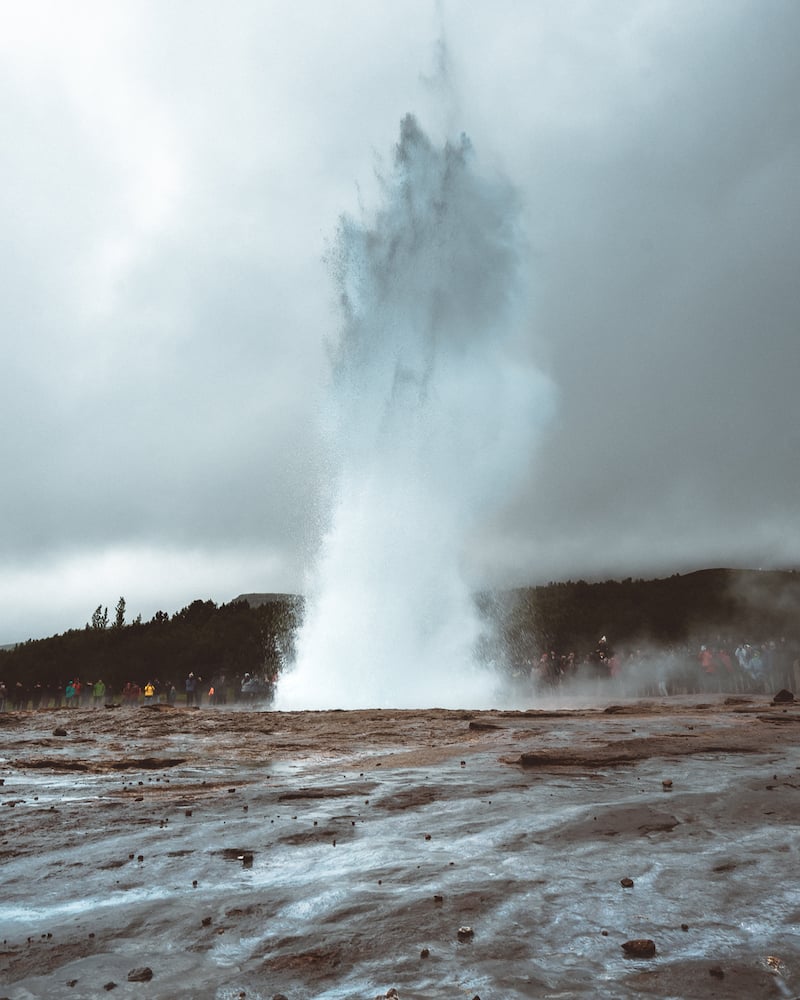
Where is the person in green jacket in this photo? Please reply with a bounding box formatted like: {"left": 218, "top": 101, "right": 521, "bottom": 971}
{"left": 92, "top": 679, "right": 106, "bottom": 707}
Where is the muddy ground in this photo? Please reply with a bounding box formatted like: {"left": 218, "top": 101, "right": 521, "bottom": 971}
{"left": 1, "top": 694, "right": 799, "bottom": 999}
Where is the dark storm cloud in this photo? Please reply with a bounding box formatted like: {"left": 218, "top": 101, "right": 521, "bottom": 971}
{"left": 1, "top": 1, "right": 798, "bottom": 642}
{"left": 460, "top": 0, "right": 800, "bottom": 584}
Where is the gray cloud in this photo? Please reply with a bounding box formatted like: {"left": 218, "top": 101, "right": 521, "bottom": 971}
{"left": 1, "top": 1, "right": 799, "bottom": 642}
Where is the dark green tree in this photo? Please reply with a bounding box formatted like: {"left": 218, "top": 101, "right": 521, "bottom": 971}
{"left": 91, "top": 605, "right": 109, "bottom": 630}
{"left": 114, "top": 596, "right": 126, "bottom": 629}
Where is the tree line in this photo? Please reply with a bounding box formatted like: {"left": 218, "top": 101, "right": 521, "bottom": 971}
{"left": 490, "top": 567, "right": 800, "bottom": 660}
{"left": 1, "top": 569, "right": 798, "bottom": 701}
{"left": 0, "top": 596, "right": 300, "bottom": 699}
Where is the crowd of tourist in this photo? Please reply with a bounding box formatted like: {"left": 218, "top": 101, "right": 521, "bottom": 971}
{"left": 520, "top": 636, "right": 800, "bottom": 697}
{"left": 0, "top": 671, "right": 272, "bottom": 711}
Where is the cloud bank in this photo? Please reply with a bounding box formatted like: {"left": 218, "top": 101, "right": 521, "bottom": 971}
{"left": 1, "top": 1, "right": 799, "bottom": 643}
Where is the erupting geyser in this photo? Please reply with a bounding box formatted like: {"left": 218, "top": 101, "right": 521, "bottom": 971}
{"left": 276, "top": 115, "right": 553, "bottom": 709}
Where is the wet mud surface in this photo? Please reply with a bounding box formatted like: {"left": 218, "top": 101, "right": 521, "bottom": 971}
{"left": 1, "top": 696, "right": 799, "bottom": 999}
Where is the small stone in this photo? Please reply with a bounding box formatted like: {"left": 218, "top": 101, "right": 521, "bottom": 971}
{"left": 457, "top": 926, "right": 474, "bottom": 941}
{"left": 620, "top": 877, "right": 634, "bottom": 888}
{"left": 681, "top": 923, "right": 690, "bottom": 931}
{"left": 67, "top": 980, "right": 78, "bottom": 988}
{"left": 202, "top": 917, "right": 212, "bottom": 927}
{"left": 185, "top": 809, "right": 193, "bottom": 817}
{"left": 621, "top": 939, "right": 656, "bottom": 958}
{"left": 103, "top": 983, "right": 117, "bottom": 991}
{"left": 773, "top": 689, "right": 794, "bottom": 704}
{"left": 424, "top": 834, "right": 431, "bottom": 841}
{"left": 53, "top": 728, "right": 68, "bottom": 737}
{"left": 662, "top": 779, "right": 673, "bottom": 790}
{"left": 272, "top": 994, "right": 289, "bottom": 1000}
{"left": 709, "top": 966, "right": 725, "bottom": 979}
{"left": 433, "top": 894, "right": 443, "bottom": 904}
{"left": 127, "top": 967, "right": 153, "bottom": 982}
{"left": 420, "top": 947, "right": 430, "bottom": 958}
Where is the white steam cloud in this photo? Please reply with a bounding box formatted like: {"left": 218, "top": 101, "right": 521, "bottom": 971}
{"left": 276, "top": 115, "right": 554, "bottom": 709}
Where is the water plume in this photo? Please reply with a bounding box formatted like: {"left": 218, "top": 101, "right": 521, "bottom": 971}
{"left": 276, "top": 115, "right": 553, "bottom": 709}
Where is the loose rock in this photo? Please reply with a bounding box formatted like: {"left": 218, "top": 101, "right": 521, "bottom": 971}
{"left": 621, "top": 939, "right": 656, "bottom": 958}
{"left": 620, "top": 877, "right": 634, "bottom": 888}
{"left": 127, "top": 967, "right": 153, "bottom": 982}
{"left": 457, "top": 926, "right": 474, "bottom": 941}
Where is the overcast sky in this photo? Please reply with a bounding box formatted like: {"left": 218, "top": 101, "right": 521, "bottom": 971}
{"left": 2, "top": 0, "right": 799, "bottom": 644}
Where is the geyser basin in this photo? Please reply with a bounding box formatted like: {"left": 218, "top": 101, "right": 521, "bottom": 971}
{"left": 2, "top": 700, "right": 798, "bottom": 999}
{"left": 278, "top": 116, "right": 553, "bottom": 710}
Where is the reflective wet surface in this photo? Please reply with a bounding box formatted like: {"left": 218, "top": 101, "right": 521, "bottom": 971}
{"left": 1, "top": 698, "right": 799, "bottom": 998}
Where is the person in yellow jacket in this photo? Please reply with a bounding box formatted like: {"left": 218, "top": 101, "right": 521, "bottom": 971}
{"left": 143, "top": 681, "right": 155, "bottom": 703}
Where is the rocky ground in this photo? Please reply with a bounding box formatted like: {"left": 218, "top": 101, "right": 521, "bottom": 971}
{"left": 1, "top": 694, "right": 799, "bottom": 999}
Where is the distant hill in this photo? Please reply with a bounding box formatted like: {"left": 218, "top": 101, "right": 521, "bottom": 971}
{"left": 239, "top": 569, "right": 800, "bottom": 652}
{"left": 492, "top": 567, "right": 800, "bottom": 654}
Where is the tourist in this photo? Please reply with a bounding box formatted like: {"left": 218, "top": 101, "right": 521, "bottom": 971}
{"left": 92, "top": 679, "right": 106, "bottom": 707}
